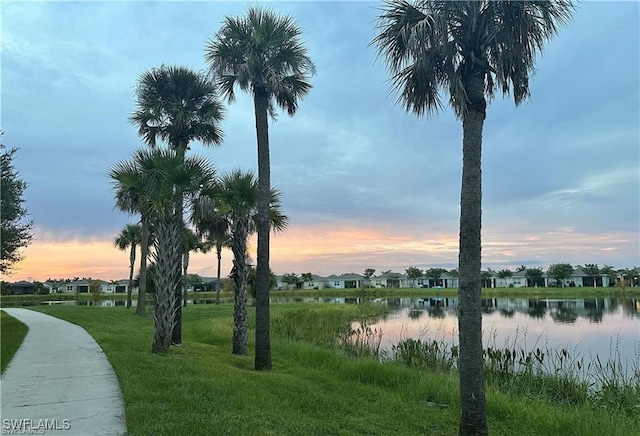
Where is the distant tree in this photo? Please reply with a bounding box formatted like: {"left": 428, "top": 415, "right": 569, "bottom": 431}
{"left": 90, "top": 280, "right": 102, "bottom": 301}
{"left": 192, "top": 201, "right": 231, "bottom": 305}
{"left": 618, "top": 268, "right": 638, "bottom": 288}
{"left": 425, "top": 268, "right": 447, "bottom": 287}
{"left": 114, "top": 223, "right": 142, "bottom": 309}
{"left": 525, "top": 267, "right": 544, "bottom": 287}
{"left": 1, "top": 141, "right": 34, "bottom": 274}
{"left": 281, "top": 273, "right": 299, "bottom": 290}
{"left": 515, "top": 265, "right": 527, "bottom": 273}
{"left": 497, "top": 269, "right": 513, "bottom": 287}
{"left": 182, "top": 228, "right": 204, "bottom": 307}
{"left": 363, "top": 268, "right": 376, "bottom": 288}
{"left": 34, "top": 281, "right": 49, "bottom": 295}
{"left": 600, "top": 265, "right": 617, "bottom": 287}
{"left": 300, "top": 273, "right": 314, "bottom": 288}
{"left": 1, "top": 281, "right": 11, "bottom": 295}
{"left": 548, "top": 263, "right": 574, "bottom": 287}
{"left": 248, "top": 266, "right": 277, "bottom": 299}
{"left": 580, "top": 264, "right": 600, "bottom": 288}
{"left": 405, "top": 266, "right": 424, "bottom": 288}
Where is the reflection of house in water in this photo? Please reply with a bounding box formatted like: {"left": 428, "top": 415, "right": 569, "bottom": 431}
{"left": 413, "top": 297, "right": 457, "bottom": 309}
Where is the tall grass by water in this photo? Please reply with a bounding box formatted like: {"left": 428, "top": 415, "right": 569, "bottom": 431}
{"left": 382, "top": 325, "right": 640, "bottom": 417}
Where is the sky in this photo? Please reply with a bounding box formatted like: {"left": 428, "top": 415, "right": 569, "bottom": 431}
{"left": 2, "top": 1, "right": 639, "bottom": 282}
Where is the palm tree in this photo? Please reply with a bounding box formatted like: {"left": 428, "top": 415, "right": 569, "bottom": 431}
{"left": 192, "top": 198, "right": 231, "bottom": 305}
{"left": 111, "top": 164, "right": 154, "bottom": 316}
{"left": 110, "top": 147, "right": 216, "bottom": 354}
{"left": 130, "top": 64, "right": 225, "bottom": 344}
{"left": 182, "top": 227, "right": 203, "bottom": 307}
{"left": 114, "top": 224, "right": 142, "bottom": 309}
{"left": 373, "top": 2, "right": 574, "bottom": 434}
{"left": 207, "top": 169, "right": 288, "bottom": 355}
{"left": 205, "top": 7, "right": 314, "bottom": 370}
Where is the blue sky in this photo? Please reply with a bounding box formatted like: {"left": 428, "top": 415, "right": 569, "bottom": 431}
{"left": 2, "top": 1, "right": 639, "bottom": 280}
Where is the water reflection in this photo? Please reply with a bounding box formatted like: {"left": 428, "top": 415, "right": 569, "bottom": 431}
{"left": 356, "top": 296, "right": 640, "bottom": 376}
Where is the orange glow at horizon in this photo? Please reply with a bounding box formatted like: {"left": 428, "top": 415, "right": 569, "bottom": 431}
{"left": 4, "top": 224, "right": 638, "bottom": 283}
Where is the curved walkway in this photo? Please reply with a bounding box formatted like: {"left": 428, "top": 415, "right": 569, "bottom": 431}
{"left": 1, "top": 308, "right": 126, "bottom": 435}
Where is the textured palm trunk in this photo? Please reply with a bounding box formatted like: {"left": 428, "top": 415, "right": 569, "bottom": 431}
{"left": 182, "top": 251, "right": 190, "bottom": 308}
{"left": 231, "top": 221, "right": 248, "bottom": 355}
{"left": 253, "top": 87, "right": 272, "bottom": 370}
{"left": 127, "top": 244, "right": 136, "bottom": 309}
{"left": 135, "top": 217, "right": 149, "bottom": 316}
{"left": 458, "top": 71, "right": 488, "bottom": 436}
{"left": 151, "top": 212, "right": 181, "bottom": 354}
{"left": 171, "top": 147, "right": 186, "bottom": 345}
{"left": 216, "top": 244, "right": 222, "bottom": 305}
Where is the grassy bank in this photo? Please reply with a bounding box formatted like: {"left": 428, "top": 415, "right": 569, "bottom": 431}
{"left": 1, "top": 311, "right": 29, "bottom": 375}
{"left": 23, "top": 303, "right": 639, "bottom": 435}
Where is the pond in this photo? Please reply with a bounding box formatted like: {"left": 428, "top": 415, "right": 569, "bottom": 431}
{"left": 355, "top": 296, "right": 640, "bottom": 377}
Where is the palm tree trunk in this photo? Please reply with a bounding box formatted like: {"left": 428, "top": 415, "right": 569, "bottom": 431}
{"left": 172, "top": 147, "right": 186, "bottom": 345}
{"left": 458, "top": 71, "right": 488, "bottom": 436}
{"left": 135, "top": 218, "right": 149, "bottom": 316}
{"left": 231, "top": 222, "right": 248, "bottom": 355}
{"left": 253, "top": 87, "right": 272, "bottom": 370}
{"left": 183, "top": 251, "right": 190, "bottom": 308}
{"left": 127, "top": 245, "right": 136, "bottom": 309}
{"left": 216, "top": 244, "right": 222, "bottom": 305}
{"left": 151, "top": 212, "right": 181, "bottom": 354}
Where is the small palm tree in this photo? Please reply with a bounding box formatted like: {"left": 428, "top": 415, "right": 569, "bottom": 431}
{"left": 130, "top": 64, "right": 225, "bottom": 344}
{"left": 192, "top": 199, "right": 231, "bottom": 305}
{"left": 111, "top": 162, "right": 155, "bottom": 316}
{"left": 373, "top": 1, "right": 574, "bottom": 433}
{"left": 205, "top": 7, "right": 313, "bottom": 369}
{"left": 110, "top": 147, "right": 216, "bottom": 354}
{"left": 182, "top": 227, "right": 204, "bottom": 307}
{"left": 207, "top": 169, "right": 287, "bottom": 355}
{"left": 114, "top": 223, "right": 142, "bottom": 309}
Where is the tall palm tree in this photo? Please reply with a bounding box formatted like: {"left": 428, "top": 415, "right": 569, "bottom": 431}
{"left": 205, "top": 6, "right": 314, "bottom": 370}
{"left": 130, "top": 64, "right": 225, "bottom": 344}
{"left": 373, "top": 2, "right": 574, "bottom": 434}
{"left": 206, "top": 169, "right": 288, "bottom": 355}
{"left": 110, "top": 147, "right": 216, "bottom": 354}
{"left": 192, "top": 198, "right": 231, "bottom": 305}
{"left": 113, "top": 223, "right": 142, "bottom": 309}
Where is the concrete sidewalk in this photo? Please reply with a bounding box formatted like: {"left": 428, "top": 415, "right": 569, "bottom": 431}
{"left": 1, "top": 308, "right": 126, "bottom": 435}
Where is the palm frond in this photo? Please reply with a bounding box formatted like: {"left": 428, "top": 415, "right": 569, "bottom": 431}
{"left": 130, "top": 65, "right": 225, "bottom": 149}
{"left": 205, "top": 6, "right": 315, "bottom": 118}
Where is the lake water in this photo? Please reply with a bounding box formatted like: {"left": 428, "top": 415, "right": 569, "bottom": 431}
{"left": 356, "top": 296, "right": 640, "bottom": 374}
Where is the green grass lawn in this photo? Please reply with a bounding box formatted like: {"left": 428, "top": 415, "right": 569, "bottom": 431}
{"left": 1, "top": 311, "right": 29, "bottom": 375}
{"left": 26, "top": 303, "right": 639, "bottom": 436}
